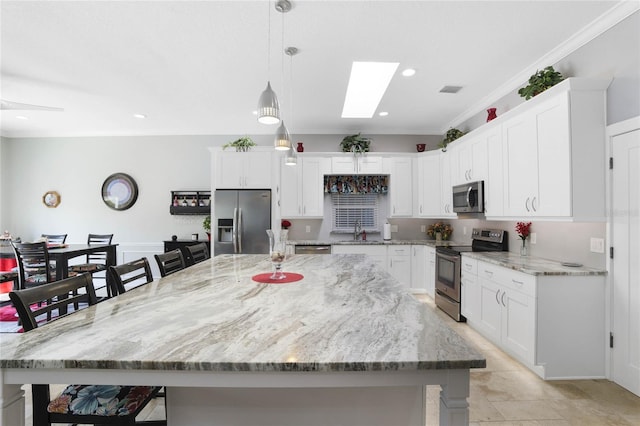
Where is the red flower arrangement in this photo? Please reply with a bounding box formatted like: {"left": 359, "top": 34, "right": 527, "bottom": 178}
{"left": 515, "top": 222, "right": 532, "bottom": 241}
{"left": 281, "top": 220, "right": 291, "bottom": 230}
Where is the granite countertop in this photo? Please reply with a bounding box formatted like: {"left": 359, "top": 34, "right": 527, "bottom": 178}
{"left": 463, "top": 251, "right": 607, "bottom": 276}
{"left": 0, "top": 254, "right": 485, "bottom": 372}
{"left": 289, "top": 239, "right": 462, "bottom": 247}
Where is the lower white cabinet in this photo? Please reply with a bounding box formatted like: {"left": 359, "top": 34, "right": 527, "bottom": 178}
{"left": 410, "top": 245, "right": 427, "bottom": 293}
{"left": 465, "top": 255, "right": 606, "bottom": 379}
{"left": 424, "top": 246, "right": 436, "bottom": 298}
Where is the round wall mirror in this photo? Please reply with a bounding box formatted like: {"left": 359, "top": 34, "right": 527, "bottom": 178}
{"left": 101, "top": 173, "right": 138, "bottom": 211}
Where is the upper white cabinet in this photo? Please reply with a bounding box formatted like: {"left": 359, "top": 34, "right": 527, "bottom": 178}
{"left": 215, "top": 151, "right": 273, "bottom": 189}
{"left": 452, "top": 134, "right": 488, "bottom": 185}
{"left": 501, "top": 78, "right": 608, "bottom": 220}
{"left": 414, "top": 152, "right": 442, "bottom": 218}
{"left": 484, "top": 126, "right": 504, "bottom": 217}
{"left": 438, "top": 151, "right": 456, "bottom": 217}
{"left": 384, "top": 157, "right": 413, "bottom": 217}
{"left": 281, "top": 156, "right": 330, "bottom": 218}
{"left": 331, "top": 155, "right": 383, "bottom": 174}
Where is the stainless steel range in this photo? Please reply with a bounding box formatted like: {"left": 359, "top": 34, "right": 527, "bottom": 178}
{"left": 435, "top": 228, "right": 508, "bottom": 322}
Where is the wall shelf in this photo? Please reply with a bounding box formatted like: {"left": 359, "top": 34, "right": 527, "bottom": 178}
{"left": 170, "top": 190, "right": 211, "bottom": 215}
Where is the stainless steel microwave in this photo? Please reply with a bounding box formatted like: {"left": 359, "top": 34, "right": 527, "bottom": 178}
{"left": 452, "top": 181, "right": 484, "bottom": 214}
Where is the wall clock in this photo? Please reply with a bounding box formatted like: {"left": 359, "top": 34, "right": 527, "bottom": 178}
{"left": 101, "top": 173, "right": 138, "bottom": 211}
{"left": 43, "top": 191, "right": 61, "bottom": 208}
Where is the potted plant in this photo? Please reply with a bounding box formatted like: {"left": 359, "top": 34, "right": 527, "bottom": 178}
{"left": 222, "top": 136, "right": 256, "bottom": 152}
{"left": 203, "top": 215, "right": 211, "bottom": 240}
{"left": 339, "top": 133, "right": 371, "bottom": 153}
{"left": 439, "top": 128, "right": 466, "bottom": 152}
{"left": 518, "top": 66, "right": 564, "bottom": 100}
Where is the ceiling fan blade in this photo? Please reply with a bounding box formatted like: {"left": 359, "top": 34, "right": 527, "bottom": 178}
{"left": 0, "top": 99, "right": 64, "bottom": 111}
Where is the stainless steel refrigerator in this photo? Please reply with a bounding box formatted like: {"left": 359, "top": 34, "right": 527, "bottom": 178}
{"left": 213, "top": 189, "right": 271, "bottom": 255}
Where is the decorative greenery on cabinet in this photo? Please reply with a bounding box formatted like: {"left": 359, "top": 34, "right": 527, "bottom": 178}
{"left": 223, "top": 136, "right": 257, "bottom": 152}
{"left": 518, "top": 66, "right": 565, "bottom": 100}
{"left": 339, "top": 133, "right": 371, "bottom": 153}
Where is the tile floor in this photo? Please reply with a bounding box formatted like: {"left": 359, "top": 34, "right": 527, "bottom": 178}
{"left": 17, "top": 295, "right": 640, "bottom": 425}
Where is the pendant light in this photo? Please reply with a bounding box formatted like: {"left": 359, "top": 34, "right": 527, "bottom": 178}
{"left": 273, "top": 0, "right": 292, "bottom": 150}
{"left": 257, "top": 1, "right": 282, "bottom": 125}
{"left": 284, "top": 46, "right": 299, "bottom": 165}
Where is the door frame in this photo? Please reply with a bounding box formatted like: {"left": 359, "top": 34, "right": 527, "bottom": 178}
{"left": 605, "top": 115, "right": 640, "bottom": 382}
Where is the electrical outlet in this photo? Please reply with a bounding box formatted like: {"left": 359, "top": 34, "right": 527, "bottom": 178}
{"left": 305, "top": 225, "right": 311, "bottom": 233}
{"left": 390, "top": 225, "right": 398, "bottom": 233}
{"left": 463, "top": 226, "right": 467, "bottom": 235}
{"left": 530, "top": 233, "right": 537, "bottom": 244}
{"left": 420, "top": 225, "right": 426, "bottom": 232}
{"left": 590, "top": 237, "right": 605, "bottom": 253}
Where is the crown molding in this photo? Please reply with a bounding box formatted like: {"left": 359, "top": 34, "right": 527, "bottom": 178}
{"left": 443, "top": 1, "right": 640, "bottom": 133}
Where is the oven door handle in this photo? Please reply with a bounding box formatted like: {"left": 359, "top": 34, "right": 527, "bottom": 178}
{"left": 436, "top": 251, "right": 460, "bottom": 263}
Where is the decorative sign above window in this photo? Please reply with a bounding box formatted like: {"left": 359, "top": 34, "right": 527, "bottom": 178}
{"left": 324, "top": 175, "right": 389, "bottom": 194}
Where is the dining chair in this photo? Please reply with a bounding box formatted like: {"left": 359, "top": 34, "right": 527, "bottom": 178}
{"left": 11, "top": 242, "right": 55, "bottom": 290}
{"left": 154, "top": 249, "right": 186, "bottom": 277}
{"left": 68, "top": 233, "right": 114, "bottom": 296}
{"left": 185, "top": 242, "right": 210, "bottom": 266}
{"left": 41, "top": 234, "right": 67, "bottom": 245}
{"left": 108, "top": 257, "right": 153, "bottom": 295}
{"left": 8, "top": 274, "right": 165, "bottom": 426}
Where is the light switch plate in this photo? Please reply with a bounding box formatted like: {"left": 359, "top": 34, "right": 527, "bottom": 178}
{"left": 305, "top": 225, "right": 311, "bottom": 233}
{"left": 420, "top": 225, "right": 426, "bottom": 232}
{"left": 590, "top": 237, "right": 605, "bottom": 253}
{"left": 530, "top": 233, "right": 537, "bottom": 244}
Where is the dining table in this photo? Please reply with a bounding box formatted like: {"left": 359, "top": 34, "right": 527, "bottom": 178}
{"left": 0, "top": 253, "right": 485, "bottom": 426}
{"left": 47, "top": 243, "right": 118, "bottom": 296}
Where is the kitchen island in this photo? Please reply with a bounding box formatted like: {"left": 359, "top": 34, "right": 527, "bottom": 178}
{"left": 0, "top": 254, "right": 485, "bottom": 425}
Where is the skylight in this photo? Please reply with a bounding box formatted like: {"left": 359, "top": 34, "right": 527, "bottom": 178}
{"left": 341, "top": 61, "right": 399, "bottom": 118}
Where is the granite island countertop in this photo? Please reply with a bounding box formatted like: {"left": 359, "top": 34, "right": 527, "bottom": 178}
{"left": 463, "top": 251, "right": 607, "bottom": 276}
{"left": 0, "top": 254, "right": 485, "bottom": 372}
{"left": 289, "top": 239, "right": 463, "bottom": 247}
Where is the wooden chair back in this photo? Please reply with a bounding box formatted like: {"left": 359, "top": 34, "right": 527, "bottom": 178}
{"left": 108, "top": 257, "right": 153, "bottom": 295}
{"left": 11, "top": 242, "right": 54, "bottom": 289}
{"left": 86, "top": 233, "right": 114, "bottom": 264}
{"left": 41, "top": 234, "right": 67, "bottom": 244}
{"left": 9, "top": 273, "right": 97, "bottom": 332}
{"left": 186, "top": 242, "right": 210, "bottom": 266}
{"left": 154, "top": 249, "right": 186, "bottom": 277}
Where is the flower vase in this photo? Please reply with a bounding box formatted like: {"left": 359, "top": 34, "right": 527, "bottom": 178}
{"left": 436, "top": 232, "right": 442, "bottom": 242}
{"left": 520, "top": 239, "right": 528, "bottom": 256}
{"left": 296, "top": 142, "right": 304, "bottom": 152}
{"left": 487, "top": 108, "right": 497, "bottom": 122}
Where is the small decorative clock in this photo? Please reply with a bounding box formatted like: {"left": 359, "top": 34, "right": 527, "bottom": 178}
{"left": 43, "top": 191, "right": 61, "bottom": 208}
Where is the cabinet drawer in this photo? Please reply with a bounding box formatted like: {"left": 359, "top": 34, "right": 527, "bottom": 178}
{"left": 478, "top": 260, "right": 536, "bottom": 297}
{"left": 461, "top": 256, "right": 477, "bottom": 275}
{"left": 388, "top": 245, "right": 410, "bottom": 256}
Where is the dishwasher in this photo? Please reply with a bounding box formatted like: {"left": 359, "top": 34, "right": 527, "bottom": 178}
{"left": 294, "top": 245, "right": 331, "bottom": 255}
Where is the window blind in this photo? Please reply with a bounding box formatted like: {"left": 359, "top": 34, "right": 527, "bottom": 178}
{"left": 331, "top": 193, "right": 379, "bottom": 232}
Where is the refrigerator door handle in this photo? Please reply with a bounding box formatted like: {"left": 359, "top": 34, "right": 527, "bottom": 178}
{"left": 237, "top": 208, "right": 243, "bottom": 253}
{"left": 232, "top": 207, "right": 239, "bottom": 253}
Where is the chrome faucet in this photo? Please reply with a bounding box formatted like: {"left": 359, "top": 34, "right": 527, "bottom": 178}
{"left": 354, "top": 219, "right": 362, "bottom": 241}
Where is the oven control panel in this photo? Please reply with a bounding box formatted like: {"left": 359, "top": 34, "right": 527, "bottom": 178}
{"left": 471, "top": 228, "right": 506, "bottom": 243}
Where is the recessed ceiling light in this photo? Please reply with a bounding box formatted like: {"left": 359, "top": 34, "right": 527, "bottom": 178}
{"left": 378, "top": 111, "right": 389, "bottom": 117}
{"left": 439, "top": 85, "right": 463, "bottom": 94}
{"left": 133, "top": 113, "right": 147, "bottom": 119}
{"left": 402, "top": 68, "right": 416, "bottom": 77}
{"left": 15, "top": 115, "right": 28, "bottom": 120}
{"left": 342, "top": 61, "right": 399, "bottom": 118}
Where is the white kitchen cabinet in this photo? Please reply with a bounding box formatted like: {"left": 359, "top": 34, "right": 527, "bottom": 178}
{"left": 384, "top": 157, "right": 413, "bottom": 217}
{"left": 452, "top": 134, "right": 488, "bottom": 185}
{"left": 460, "top": 257, "right": 479, "bottom": 321}
{"left": 414, "top": 152, "right": 441, "bottom": 218}
{"left": 388, "top": 245, "right": 411, "bottom": 290}
{"left": 424, "top": 246, "right": 436, "bottom": 298}
{"left": 281, "top": 156, "right": 330, "bottom": 218}
{"left": 484, "top": 126, "right": 504, "bottom": 217}
{"left": 468, "top": 257, "right": 605, "bottom": 379}
{"left": 331, "top": 155, "right": 383, "bottom": 174}
{"left": 410, "top": 245, "right": 427, "bottom": 293}
{"left": 215, "top": 151, "right": 273, "bottom": 189}
{"left": 501, "top": 78, "right": 608, "bottom": 220}
{"left": 438, "top": 151, "right": 456, "bottom": 217}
